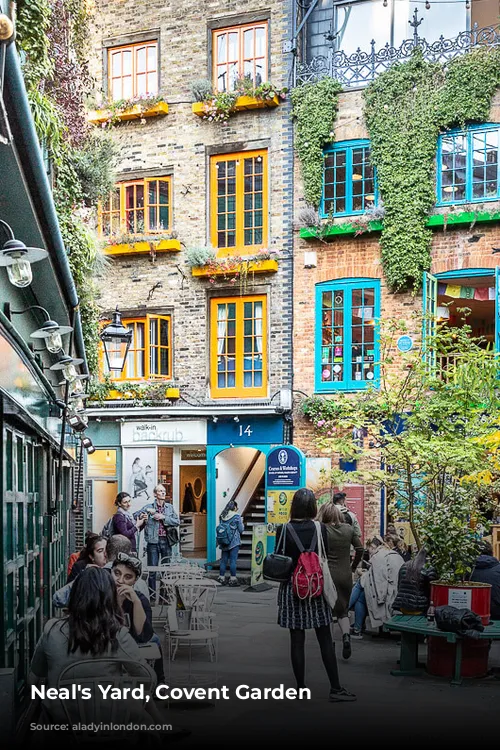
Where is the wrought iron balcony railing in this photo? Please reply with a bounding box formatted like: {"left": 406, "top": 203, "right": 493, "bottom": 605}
{"left": 294, "top": 23, "right": 500, "bottom": 88}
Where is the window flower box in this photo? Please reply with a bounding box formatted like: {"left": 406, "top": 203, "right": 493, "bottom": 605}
{"left": 88, "top": 100, "right": 169, "bottom": 125}
{"left": 103, "top": 238, "right": 181, "bottom": 256}
{"left": 299, "top": 209, "right": 500, "bottom": 240}
{"left": 192, "top": 95, "right": 280, "bottom": 118}
{"left": 191, "top": 258, "right": 279, "bottom": 277}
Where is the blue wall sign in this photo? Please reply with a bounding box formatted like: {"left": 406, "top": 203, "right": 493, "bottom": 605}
{"left": 207, "top": 416, "right": 284, "bottom": 445}
{"left": 397, "top": 335, "right": 414, "bottom": 353}
{"left": 266, "top": 446, "right": 303, "bottom": 487}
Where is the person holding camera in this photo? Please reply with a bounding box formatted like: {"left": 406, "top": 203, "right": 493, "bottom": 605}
{"left": 136, "top": 484, "right": 180, "bottom": 592}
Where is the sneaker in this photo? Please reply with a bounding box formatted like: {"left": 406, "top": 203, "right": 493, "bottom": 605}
{"left": 217, "top": 576, "right": 226, "bottom": 585}
{"left": 329, "top": 687, "right": 357, "bottom": 702}
{"left": 228, "top": 577, "right": 240, "bottom": 587}
{"left": 350, "top": 627, "right": 363, "bottom": 640}
{"left": 342, "top": 633, "right": 352, "bottom": 660}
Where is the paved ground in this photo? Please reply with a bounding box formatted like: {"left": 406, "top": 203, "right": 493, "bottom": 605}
{"left": 161, "top": 584, "right": 500, "bottom": 744}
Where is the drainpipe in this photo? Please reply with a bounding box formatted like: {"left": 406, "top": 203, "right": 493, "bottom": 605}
{"left": 3, "top": 41, "right": 88, "bottom": 373}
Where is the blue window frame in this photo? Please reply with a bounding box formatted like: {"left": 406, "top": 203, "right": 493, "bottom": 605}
{"left": 315, "top": 278, "right": 381, "bottom": 392}
{"left": 437, "top": 124, "right": 500, "bottom": 205}
{"left": 321, "top": 140, "right": 377, "bottom": 218}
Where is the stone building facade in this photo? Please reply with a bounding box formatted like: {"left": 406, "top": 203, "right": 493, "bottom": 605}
{"left": 83, "top": 0, "right": 294, "bottom": 565}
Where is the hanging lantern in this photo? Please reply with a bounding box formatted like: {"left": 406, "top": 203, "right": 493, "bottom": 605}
{"left": 100, "top": 308, "right": 132, "bottom": 374}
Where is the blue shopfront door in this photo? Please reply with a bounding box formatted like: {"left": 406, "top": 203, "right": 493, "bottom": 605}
{"left": 206, "top": 417, "right": 284, "bottom": 561}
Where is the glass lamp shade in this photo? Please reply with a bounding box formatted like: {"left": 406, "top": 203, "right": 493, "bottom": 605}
{"left": 100, "top": 309, "right": 132, "bottom": 373}
{"left": 70, "top": 379, "right": 85, "bottom": 394}
{"left": 7, "top": 258, "right": 32, "bottom": 287}
{"left": 31, "top": 319, "right": 72, "bottom": 353}
{"left": 45, "top": 331, "right": 63, "bottom": 353}
{"left": 0, "top": 239, "right": 48, "bottom": 288}
{"left": 50, "top": 355, "right": 84, "bottom": 382}
{"left": 69, "top": 397, "right": 85, "bottom": 412}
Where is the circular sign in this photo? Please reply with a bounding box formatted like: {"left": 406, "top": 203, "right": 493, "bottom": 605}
{"left": 278, "top": 450, "right": 288, "bottom": 465}
{"left": 279, "top": 491, "right": 288, "bottom": 505}
{"left": 366, "top": 371, "right": 374, "bottom": 380}
{"left": 397, "top": 335, "right": 414, "bottom": 353}
{"left": 255, "top": 540, "right": 265, "bottom": 565}
{"left": 333, "top": 364, "right": 342, "bottom": 373}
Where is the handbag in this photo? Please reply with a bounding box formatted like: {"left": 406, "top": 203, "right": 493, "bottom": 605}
{"left": 263, "top": 524, "right": 294, "bottom": 582}
{"left": 314, "top": 521, "right": 338, "bottom": 609}
{"left": 165, "top": 526, "right": 180, "bottom": 546}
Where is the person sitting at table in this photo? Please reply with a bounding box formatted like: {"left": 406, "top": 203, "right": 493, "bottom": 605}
{"left": 66, "top": 532, "right": 107, "bottom": 583}
{"left": 29, "top": 566, "right": 155, "bottom": 722}
{"left": 111, "top": 552, "right": 165, "bottom": 683}
{"left": 53, "top": 535, "right": 149, "bottom": 609}
{"left": 471, "top": 541, "right": 500, "bottom": 619}
{"left": 393, "top": 546, "right": 436, "bottom": 616}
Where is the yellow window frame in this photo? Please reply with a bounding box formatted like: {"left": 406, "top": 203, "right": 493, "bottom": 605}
{"left": 210, "top": 150, "right": 268, "bottom": 256}
{"left": 99, "top": 314, "right": 172, "bottom": 382}
{"left": 212, "top": 22, "right": 268, "bottom": 92}
{"left": 108, "top": 41, "right": 158, "bottom": 101}
{"left": 98, "top": 177, "right": 172, "bottom": 237}
{"left": 210, "top": 295, "right": 267, "bottom": 399}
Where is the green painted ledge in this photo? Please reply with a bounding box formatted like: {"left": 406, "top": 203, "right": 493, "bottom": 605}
{"left": 299, "top": 210, "right": 500, "bottom": 240}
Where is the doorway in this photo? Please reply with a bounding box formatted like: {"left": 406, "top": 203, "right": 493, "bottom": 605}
{"left": 179, "top": 464, "right": 207, "bottom": 559}
{"left": 92, "top": 480, "right": 118, "bottom": 535}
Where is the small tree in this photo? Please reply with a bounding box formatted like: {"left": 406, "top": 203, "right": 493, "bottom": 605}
{"left": 304, "top": 315, "right": 500, "bottom": 582}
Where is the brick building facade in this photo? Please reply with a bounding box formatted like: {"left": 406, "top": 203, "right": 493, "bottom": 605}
{"left": 83, "top": 0, "right": 294, "bottom": 564}
{"left": 293, "top": 83, "right": 500, "bottom": 540}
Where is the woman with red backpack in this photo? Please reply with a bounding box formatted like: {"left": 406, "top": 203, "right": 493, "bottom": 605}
{"left": 276, "top": 489, "right": 356, "bottom": 702}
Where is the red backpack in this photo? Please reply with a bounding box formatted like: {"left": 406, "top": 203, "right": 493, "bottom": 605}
{"left": 287, "top": 524, "right": 324, "bottom": 600}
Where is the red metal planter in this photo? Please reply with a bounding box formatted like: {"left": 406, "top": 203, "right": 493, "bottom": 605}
{"left": 427, "top": 582, "right": 491, "bottom": 679}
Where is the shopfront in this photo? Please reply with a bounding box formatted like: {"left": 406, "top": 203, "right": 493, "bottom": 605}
{"left": 206, "top": 415, "right": 285, "bottom": 563}
{"left": 86, "top": 419, "right": 208, "bottom": 559}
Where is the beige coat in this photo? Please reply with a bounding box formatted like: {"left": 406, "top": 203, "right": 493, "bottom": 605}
{"left": 363, "top": 546, "right": 404, "bottom": 628}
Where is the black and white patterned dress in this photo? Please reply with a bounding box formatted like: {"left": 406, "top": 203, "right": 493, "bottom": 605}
{"left": 276, "top": 520, "right": 333, "bottom": 630}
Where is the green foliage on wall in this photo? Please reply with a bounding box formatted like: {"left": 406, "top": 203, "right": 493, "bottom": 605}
{"left": 16, "top": 0, "right": 115, "bottom": 374}
{"left": 364, "top": 48, "right": 500, "bottom": 291}
{"left": 291, "top": 78, "right": 342, "bottom": 207}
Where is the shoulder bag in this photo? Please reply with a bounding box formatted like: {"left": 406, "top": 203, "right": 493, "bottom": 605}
{"left": 315, "top": 521, "right": 338, "bottom": 609}
{"left": 263, "top": 524, "right": 294, "bottom": 582}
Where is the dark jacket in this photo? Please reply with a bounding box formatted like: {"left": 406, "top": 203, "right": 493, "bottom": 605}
{"left": 121, "top": 591, "right": 154, "bottom": 643}
{"left": 275, "top": 520, "right": 328, "bottom": 570}
{"left": 470, "top": 554, "right": 500, "bottom": 620}
{"left": 113, "top": 511, "right": 138, "bottom": 552}
{"left": 66, "top": 559, "right": 87, "bottom": 584}
{"left": 393, "top": 563, "right": 435, "bottom": 614}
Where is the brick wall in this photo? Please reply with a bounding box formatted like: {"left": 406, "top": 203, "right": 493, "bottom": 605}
{"left": 87, "top": 0, "right": 292, "bottom": 402}
{"left": 293, "top": 88, "right": 500, "bottom": 537}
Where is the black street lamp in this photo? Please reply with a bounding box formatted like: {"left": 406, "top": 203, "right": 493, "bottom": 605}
{"left": 100, "top": 307, "right": 132, "bottom": 374}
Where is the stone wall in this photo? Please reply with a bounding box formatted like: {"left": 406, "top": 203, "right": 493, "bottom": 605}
{"left": 87, "top": 0, "right": 293, "bottom": 402}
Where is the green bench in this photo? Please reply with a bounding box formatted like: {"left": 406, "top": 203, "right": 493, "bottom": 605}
{"left": 384, "top": 614, "right": 500, "bottom": 685}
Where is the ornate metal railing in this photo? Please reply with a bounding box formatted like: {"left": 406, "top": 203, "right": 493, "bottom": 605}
{"left": 294, "top": 24, "right": 500, "bottom": 88}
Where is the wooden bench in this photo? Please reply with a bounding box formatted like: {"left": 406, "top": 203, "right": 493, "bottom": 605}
{"left": 384, "top": 614, "right": 500, "bottom": 685}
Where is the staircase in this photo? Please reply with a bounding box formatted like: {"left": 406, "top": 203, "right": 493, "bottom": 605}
{"left": 204, "top": 476, "right": 265, "bottom": 574}
{"left": 238, "top": 478, "right": 266, "bottom": 570}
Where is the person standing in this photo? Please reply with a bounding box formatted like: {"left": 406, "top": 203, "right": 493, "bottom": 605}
{"left": 112, "top": 492, "right": 147, "bottom": 553}
{"left": 276, "top": 489, "right": 356, "bottom": 702}
{"left": 363, "top": 534, "right": 404, "bottom": 629}
{"left": 317, "top": 502, "right": 364, "bottom": 660}
{"left": 136, "top": 484, "right": 180, "bottom": 593}
{"left": 217, "top": 500, "right": 244, "bottom": 587}
{"left": 332, "top": 492, "right": 362, "bottom": 538}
